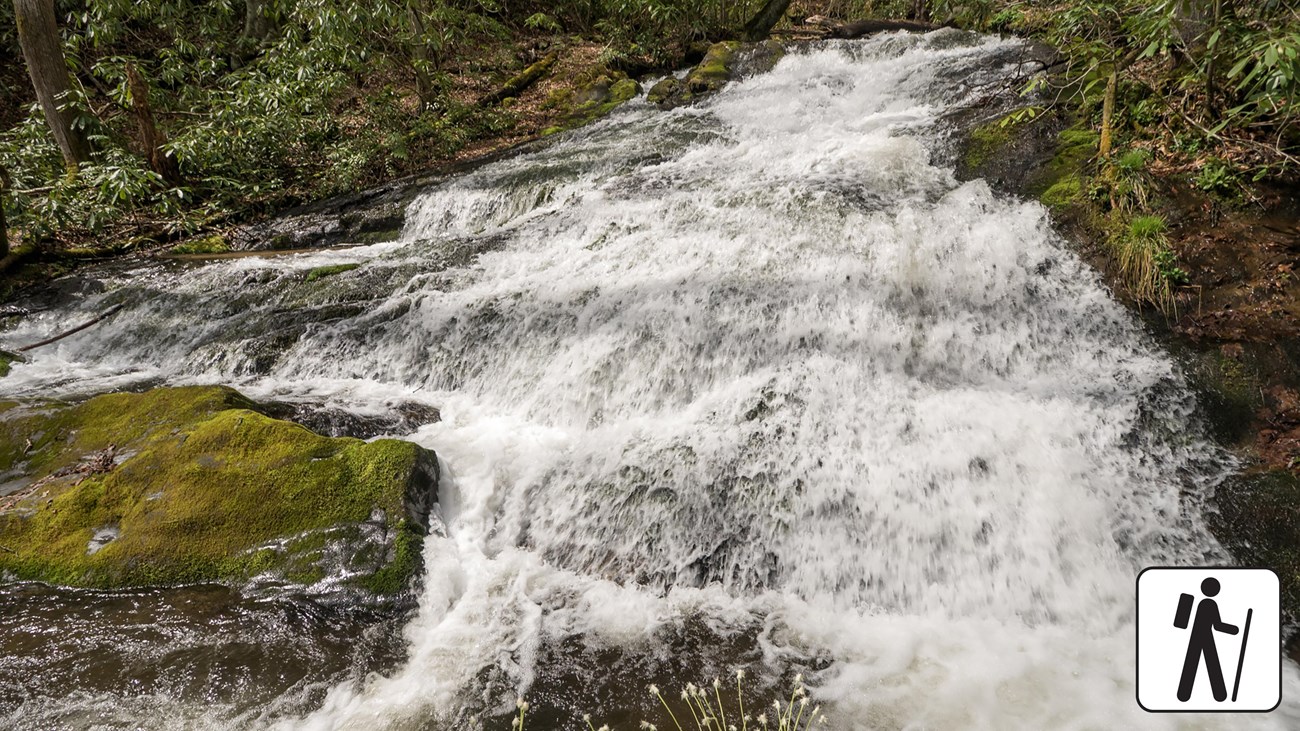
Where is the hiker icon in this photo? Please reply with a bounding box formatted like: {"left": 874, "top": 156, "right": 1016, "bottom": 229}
{"left": 1173, "top": 577, "right": 1253, "bottom": 703}
{"left": 1136, "top": 567, "right": 1280, "bottom": 712}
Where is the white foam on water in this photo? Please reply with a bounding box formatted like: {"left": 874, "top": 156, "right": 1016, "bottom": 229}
{"left": 5, "top": 30, "right": 1298, "bottom": 730}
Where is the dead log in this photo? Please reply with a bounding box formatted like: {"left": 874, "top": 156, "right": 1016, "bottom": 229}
{"left": 478, "top": 52, "right": 558, "bottom": 107}
{"left": 825, "top": 19, "right": 939, "bottom": 39}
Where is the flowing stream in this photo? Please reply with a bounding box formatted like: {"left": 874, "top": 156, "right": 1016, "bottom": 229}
{"left": 3, "top": 30, "right": 1298, "bottom": 730}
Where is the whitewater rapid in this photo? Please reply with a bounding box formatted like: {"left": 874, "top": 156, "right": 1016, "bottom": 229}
{"left": 3, "top": 29, "right": 1297, "bottom": 730}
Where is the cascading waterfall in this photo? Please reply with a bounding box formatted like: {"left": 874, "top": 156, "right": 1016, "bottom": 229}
{"left": 3, "top": 29, "right": 1297, "bottom": 730}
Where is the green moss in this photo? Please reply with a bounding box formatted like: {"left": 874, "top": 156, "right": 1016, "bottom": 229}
{"left": 1051, "top": 129, "right": 1099, "bottom": 173}
{"left": 361, "top": 519, "right": 422, "bottom": 595}
{"left": 0, "top": 352, "right": 13, "bottom": 378}
{"left": 170, "top": 234, "right": 230, "bottom": 256}
{"left": 963, "top": 121, "right": 1014, "bottom": 171}
{"left": 1030, "top": 124, "right": 1099, "bottom": 209}
{"left": 546, "top": 76, "right": 643, "bottom": 134}
{"left": 1040, "top": 175, "right": 1085, "bottom": 208}
{"left": 687, "top": 41, "right": 740, "bottom": 93}
{"left": 647, "top": 78, "right": 679, "bottom": 106}
{"left": 305, "top": 263, "right": 361, "bottom": 282}
{"left": 0, "top": 387, "right": 433, "bottom": 593}
{"left": 0, "top": 385, "right": 259, "bottom": 480}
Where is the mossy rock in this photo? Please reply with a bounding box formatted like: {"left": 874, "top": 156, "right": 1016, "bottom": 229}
{"left": 962, "top": 119, "right": 1015, "bottom": 172}
{"left": 305, "top": 263, "right": 361, "bottom": 282}
{"left": 541, "top": 74, "right": 643, "bottom": 136}
{"left": 688, "top": 41, "right": 741, "bottom": 93}
{"left": 0, "top": 386, "right": 439, "bottom": 600}
{"left": 1040, "top": 174, "right": 1086, "bottom": 209}
{"left": 647, "top": 77, "right": 680, "bottom": 106}
{"left": 648, "top": 41, "right": 739, "bottom": 110}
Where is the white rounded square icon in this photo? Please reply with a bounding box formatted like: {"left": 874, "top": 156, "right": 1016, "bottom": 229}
{"left": 1137, "top": 567, "right": 1281, "bottom": 712}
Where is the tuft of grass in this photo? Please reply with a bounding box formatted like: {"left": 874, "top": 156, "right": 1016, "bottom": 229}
{"left": 1109, "top": 213, "right": 1187, "bottom": 313}
{"left": 1116, "top": 148, "right": 1151, "bottom": 173}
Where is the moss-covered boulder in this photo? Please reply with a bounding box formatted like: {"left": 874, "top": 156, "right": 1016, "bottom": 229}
{"left": 541, "top": 72, "right": 643, "bottom": 136}
{"left": 649, "top": 40, "right": 784, "bottom": 110}
{"left": 0, "top": 386, "right": 439, "bottom": 602}
{"left": 687, "top": 41, "right": 740, "bottom": 94}
{"left": 649, "top": 41, "right": 741, "bottom": 110}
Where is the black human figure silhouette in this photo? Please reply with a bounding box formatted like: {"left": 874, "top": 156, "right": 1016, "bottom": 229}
{"left": 1177, "top": 577, "right": 1239, "bottom": 702}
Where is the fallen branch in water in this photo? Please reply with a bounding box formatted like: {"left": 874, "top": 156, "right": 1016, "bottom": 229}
{"left": 17, "top": 304, "right": 124, "bottom": 352}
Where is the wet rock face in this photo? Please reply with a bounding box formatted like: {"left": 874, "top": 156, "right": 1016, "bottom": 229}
{"left": 265, "top": 400, "right": 441, "bottom": 440}
{"left": 229, "top": 194, "right": 408, "bottom": 252}
{"left": 0, "top": 386, "right": 440, "bottom": 604}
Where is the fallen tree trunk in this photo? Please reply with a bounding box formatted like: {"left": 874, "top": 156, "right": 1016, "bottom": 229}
{"left": 478, "top": 52, "right": 558, "bottom": 107}
{"left": 825, "top": 19, "right": 938, "bottom": 39}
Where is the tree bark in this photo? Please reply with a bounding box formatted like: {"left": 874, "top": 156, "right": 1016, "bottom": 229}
{"left": 12, "top": 0, "right": 92, "bottom": 170}
{"left": 241, "top": 0, "right": 271, "bottom": 44}
{"left": 407, "top": 3, "right": 438, "bottom": 107}
{"left": 741, "top": 0, "right": 793, "bottom": 42}
{"left": 0, "top": 165, "right": 9, "bottom": 259}
{"left": 126, "top": 63, "right": 182, "bottom": 187}
{"left": 1100, "top": 68, "right": 1118, "bottom": 159}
